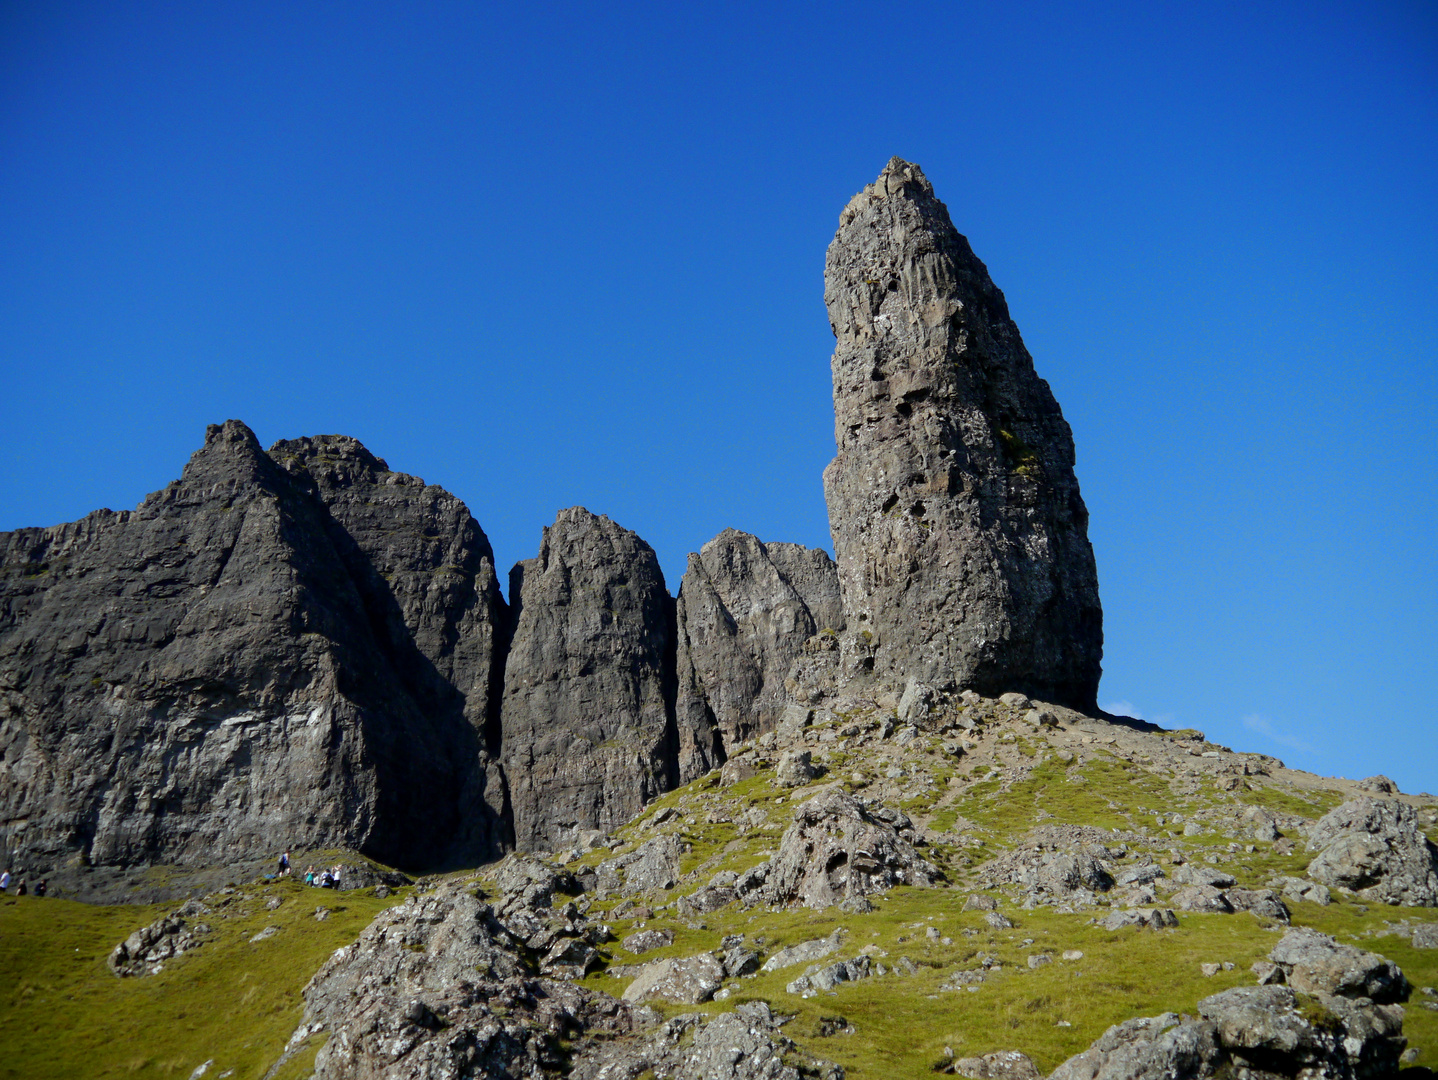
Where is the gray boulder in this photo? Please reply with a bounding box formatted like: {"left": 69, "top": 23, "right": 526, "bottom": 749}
{"left": 298, "top": 876, "right": 644, "bottom": 1080}
{"left": 764, "top": 789, "right": 937, "bottom": 909}
{"left": 787, "top": 955, "right": 872, "bottom": 997}
{"left": 622, "top": 953, "right": 725, "bottom": 1005}
{"left": 1224, "top": 888, "right": 1290, "bottom": 922}
{"left": 1267, "top": 926, "right": 1409, "bottom": 1003}
{"left": 500, "top": 508, "right": 676, "bottom": 851}
{"left": 108, "top": 900, "right": 212, "bottom": 977}
{"left": 949, "top": 1050, "right": 1042, "bottom": 1079}
{"left": 821, "top": 157, "right": 1102, "bottom": 708}
{"left": 571, "top": 1000, "right": 843, "bottom": 1080}
{"left": 675, "top": 530, "right": 844, "bottom": 749}
{"left": 620, "top": 928, "right": 673, "bottom": 955}
{"left": 1305, "top": 797, "right": 1438, "bottom": 906}
{"left": 775, "top": 749, "right": 822, "bottom": 787}
{"left": 1171, "top": 885, "right": 1234, "bottom": 914}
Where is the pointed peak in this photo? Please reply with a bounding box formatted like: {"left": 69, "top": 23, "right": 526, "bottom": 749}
{"left": 202, "top": 419, "right": 263, "bottom": 456}
{"left": 268, "top": 434, "right": 392, "bottom": 485}
{"left": 875, "top": 157, "right": 932, "bottom": 195}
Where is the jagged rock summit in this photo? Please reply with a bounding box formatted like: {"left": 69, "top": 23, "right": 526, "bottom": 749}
{"left": 823, "top": 157, "right": 1102, "bottom": 709}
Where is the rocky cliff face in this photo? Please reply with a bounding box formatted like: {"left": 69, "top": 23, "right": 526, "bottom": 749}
{"left": 674, "top": 529, "right": 842, "bottom": 749}
{"left": 500, "top": 508, "right": 677, "bottom": 851}
{"left": 0, "top": 421, "right": 506, "bottom": 875}
{"left": 822, "top": 157, "right": 1102, "bottom": 709}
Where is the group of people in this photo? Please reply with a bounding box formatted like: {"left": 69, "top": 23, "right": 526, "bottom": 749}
{"left": 275, "top": 852, "right": 343, "bottom": 889}
{"left": 0, "top": 870, "right": 45, "bottom": 897}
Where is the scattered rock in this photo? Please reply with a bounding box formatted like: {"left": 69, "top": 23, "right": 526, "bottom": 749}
{"left": 787, "top": 956, "right": 872, "bottom": 996}
{"left": 1171, "top": 885, "right": 1233, "bottom": 914}
{"left": 985, "top": 911, "right": 1015, "bottom": 930}
{"left": 249, "top": 926, "right": 280, "bottom": 943}
{"left": 595, "top": 836, "right": 684, "bottom": 897}
{"left": 1100, "top": 909, "right": 1178, "bottom": 932}
{"left": 776, "top": 749, "right": 823, "bottom": 787}
{"left": 108, "top": 902, "right": 214, "bottom": 977}
{"left": 1411, "top": 923, "right": 1438, "bottom": 949}
{"left": 947, "top": 1049, "right": 1042, "bottom": 1078}
{"left": 1224, "top": 888, "right": 1290, "bottom": 923}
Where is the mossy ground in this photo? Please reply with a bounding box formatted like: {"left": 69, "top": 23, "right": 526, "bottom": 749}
{"left": 0, "top": 877, "right": 407, "bottom": 1080}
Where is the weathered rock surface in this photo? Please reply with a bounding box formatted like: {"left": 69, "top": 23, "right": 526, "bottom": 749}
{"left": 500, "top": 508, "right": 677, "bottom": 851}
{"left": 1049, "top": 984, "right": 1407, "bottom": 1079}
{"left": 675, "top": 529, "right": 844, "bottom": 750}
{"left": 0, "top": 421, "right": 503, "bottom": 875}
{"left": 764, "top": 789, "right": 938, "bottom": 909}
{"left": 821, "top": 157, "right": 1102, "bottom": 708}
{"left": 1305, "top": 797, "right": 1438, "bottom": 906}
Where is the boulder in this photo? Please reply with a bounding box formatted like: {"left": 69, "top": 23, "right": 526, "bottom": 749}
{"left": 1224, "top": 888, "right": 1290, "bottom": 923}
{"left": 775, "top": 749, "right": 822, "bottom": 787}
{"left": 1171, "top": 885, "right": 1234, "bottom": 914}
{"left": 620, "top": 928, "right": 673, "bottom": 955}
{"left": 761, "top": 931, "right": 846, "bottom": 972}
{"left": 949, "top": 1050, "right": 1042, "bottom": 1079}
{"left": 500, "top": 508, "right": 676, "bottom": 851}
{"left": 1267, "top": 927, "right": 1409, "bottom": 1003}
{"left": 1305, "top": 797, "right": 1438, "bottom": 906}
{"left": 108, "top": 902, "right": 213, "bottom": 977}
{"left": 787, "top": 955, "right": 872, "bottom": 996}
{"left": 764, "top": 789, "right": 938, "bottom": 909}
{"left": 821, "top": 157, "right": 1102, "bottom": 708}
{"left": 594, "top": 836, "right": 684, "bottom": 897}
{"left": 573, "top": 1000, "right": 843, "bottom": 1080}
{"left": 622, "top": 953, "right": 725, "bottom": 1005}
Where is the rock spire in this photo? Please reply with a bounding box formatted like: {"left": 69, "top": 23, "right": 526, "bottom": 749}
{"left": 822, "top": 157, "right": 1102, "bottom": 708}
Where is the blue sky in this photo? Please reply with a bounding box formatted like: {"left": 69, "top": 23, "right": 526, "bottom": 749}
{"left": 2, "top": 1, "right": 1434, "bottom": 792}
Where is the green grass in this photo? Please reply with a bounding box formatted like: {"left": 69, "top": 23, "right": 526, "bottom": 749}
{"left": 0, "top": 879, "right": 407, "bottom": 1080}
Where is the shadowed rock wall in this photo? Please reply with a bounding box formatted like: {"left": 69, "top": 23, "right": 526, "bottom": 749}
{"left": 0, "top": 421, "right": 507, "bottom": 875}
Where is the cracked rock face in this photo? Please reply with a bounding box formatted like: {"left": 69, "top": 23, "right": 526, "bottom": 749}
{"left": 822, "top": 158, "right": 1102, "bottom": 708}
{"left": 0, "top": 421, "right": 503, "bottom": 874}
{"left": 501, "top": 509, "right": 677, "bottom": 851}
{"left": 675, "top": 529, "right": 843, "bottom": 750}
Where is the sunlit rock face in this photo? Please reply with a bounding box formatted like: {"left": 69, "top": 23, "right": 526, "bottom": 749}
{"left": 822, "top": 157, "right": 1102, "bottom": 709}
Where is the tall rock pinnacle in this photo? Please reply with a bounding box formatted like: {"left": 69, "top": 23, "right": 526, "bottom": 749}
{"left": 822, "top": 158, "right": 1102, "bottom": 708}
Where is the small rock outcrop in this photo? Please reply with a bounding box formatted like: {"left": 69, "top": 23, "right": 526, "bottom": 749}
{"left": 108, "top": 899, "right": 212, "bottom": 977}
{"left": 675, "top": 529, "right": 843, "bottom": 748}
{"left": 821, "top": 158, "right": 1102, "bottom": 708}
{"left": 1304, "top": 797, "right": 1438, "bottom": 906}
{"left": 500, "top": 508, "right": 677, "bottom": 851}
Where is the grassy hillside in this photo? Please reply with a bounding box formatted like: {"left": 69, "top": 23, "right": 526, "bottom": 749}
{"left": 2, "top": 704, "right": 1435, "bottom": 1078}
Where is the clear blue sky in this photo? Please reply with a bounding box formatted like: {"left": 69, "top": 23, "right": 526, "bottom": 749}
{"left": 2, "top": 2, "right": 1434, "bottom": 792}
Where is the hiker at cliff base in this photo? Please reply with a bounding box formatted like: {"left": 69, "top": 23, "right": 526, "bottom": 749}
{"left": 278, "top": 851, "right": 290, "bottom": 876}
{"left": 34, "top": 880, "right": 46, "bottom": 898}
{"left": 0, "top": 870, "right": 9, "bottom": 892}
{"left": 304, "top": 866, "right": 315, "bottom": 885}
{"left": 15, "top": 880, "right": 26, "bottom": 896}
